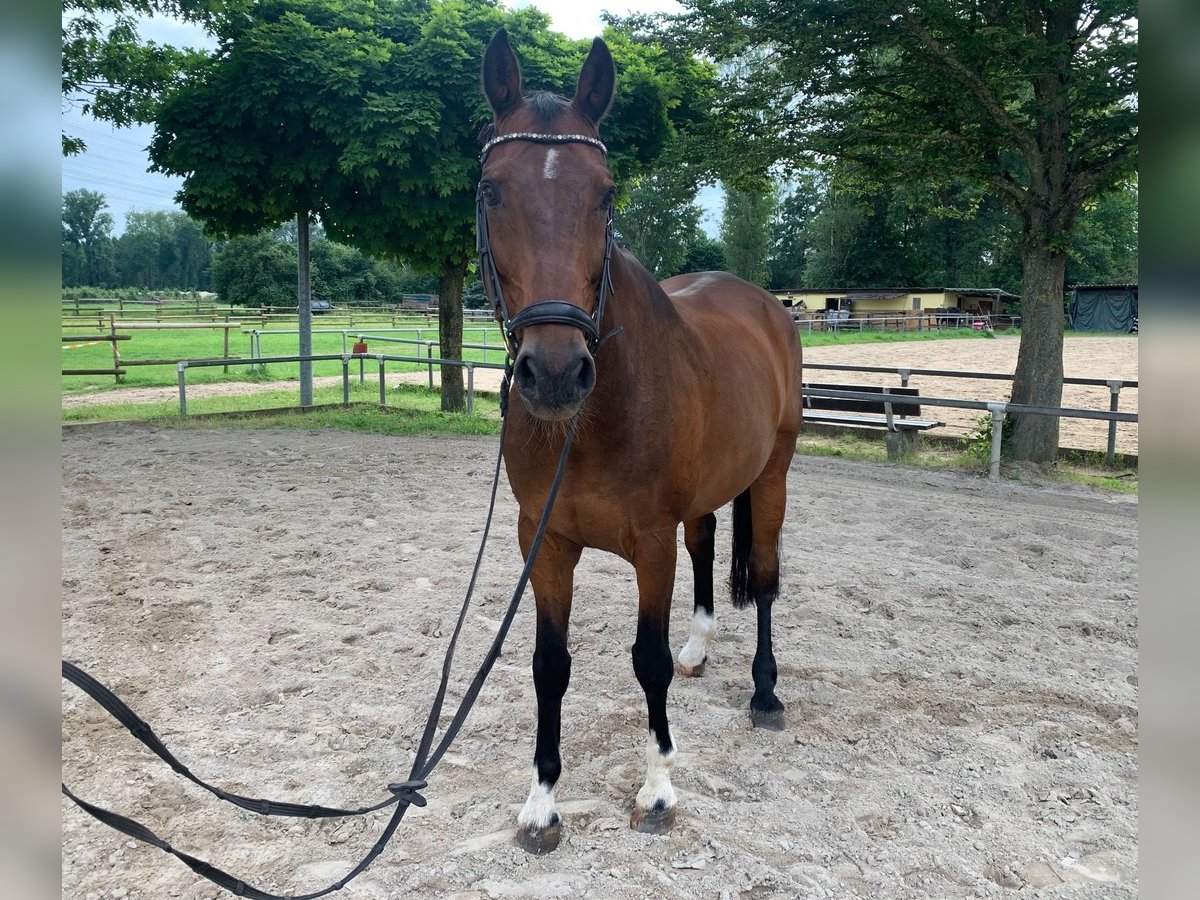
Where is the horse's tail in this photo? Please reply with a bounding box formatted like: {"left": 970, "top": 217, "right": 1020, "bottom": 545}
{"left": 729, "top": 488, "right": 754, "bottom": 609}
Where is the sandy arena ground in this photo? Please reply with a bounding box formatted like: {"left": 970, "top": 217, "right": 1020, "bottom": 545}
{"left": 61, "top": 335, "right": 1139, "bottom": 456}
{"left": 62, "top": 425, "right": 1138, "bottom": 899}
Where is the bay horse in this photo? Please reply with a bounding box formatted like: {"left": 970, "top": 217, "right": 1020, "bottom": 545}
{"left": 478, "top": 30, "right": 803, "bottom": 854}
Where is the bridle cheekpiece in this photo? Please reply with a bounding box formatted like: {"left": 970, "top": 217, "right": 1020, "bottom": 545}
{"left": 476, "top": 132, "right": 617, "bottom": 360}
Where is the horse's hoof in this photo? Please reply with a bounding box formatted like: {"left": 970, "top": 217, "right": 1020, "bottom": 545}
{"left": 750, "top": 705, "right": 786, "bottom": 731}
{"left": 674, "top": 657, "right": 705, "bottom": 677}
{"left": 630, "top": 803, "right": 676, "bottom": 835}
{"left": 515, "top": 818, "right": 562, "bottom": 855}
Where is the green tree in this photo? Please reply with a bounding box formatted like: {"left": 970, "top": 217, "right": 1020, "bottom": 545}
{"left": 61, "top": 1, "right": 234, "bottom": 154}
{"left": 618, "top": 168, "right": 705, "bottom": 278}
{"left": 679, "top": 0, "right": 1137, "bottom": 461}
{"left": 152, "top": 1, "right": 713, "bottom": 410}
{"left": 1067, "top": 177, "right": 1138, "bottom": 285}
{"left": 768, "top": 176, "right": 822, "bottom": 288}
{"left": 213, "top": 228, "right": 464, "bottom": 307}
{"left": 62, "top": 189, "right": 116, "bottom": 286}
{"left": 678, "top": 232, "right": 727, "bottom": 274}
{"left": 210, "top": 233, "right": 298, "bottom": 308}
{"left": 721, "top": 186, "right": 775, "bottom": 287}
{"left": 114, "top": 210, "right": 213, "bottom": 290}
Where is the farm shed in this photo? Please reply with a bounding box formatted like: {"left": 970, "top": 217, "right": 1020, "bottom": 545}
{"left": 774, "top": 287, "right": 1017, "bottom": 327}
{"left": 1068, "top": 283, "right": 1138, "bottom": 333}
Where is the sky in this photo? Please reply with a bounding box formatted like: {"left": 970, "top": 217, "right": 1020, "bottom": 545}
{"left": 60, "top": 1, "right": 721, "bottom": 238}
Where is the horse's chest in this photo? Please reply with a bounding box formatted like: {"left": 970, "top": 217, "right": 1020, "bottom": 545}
{"left": 509, "top": 463, "right": 667, "bottom": 557}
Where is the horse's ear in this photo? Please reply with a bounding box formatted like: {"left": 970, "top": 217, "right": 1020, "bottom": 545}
{"left": 482, "top": 28, "right": 523, "bottom": 120}
{"left": 573, "top": 38, "right": 616, "bottom": 126}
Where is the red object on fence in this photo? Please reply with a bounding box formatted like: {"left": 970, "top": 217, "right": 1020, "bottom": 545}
{"left": 972, "top": 320, "right": 984, "bottom": 331}
{"left": 352, "top": 341, "right": 368, "bottom": 354}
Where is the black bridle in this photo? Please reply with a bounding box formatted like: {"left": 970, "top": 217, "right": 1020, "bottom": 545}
{"left": 476, "top": 131, "right": 617, "bottom": 359}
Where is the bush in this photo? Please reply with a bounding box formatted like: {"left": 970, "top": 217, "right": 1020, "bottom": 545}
{"left": 964, "top": 412, "right": 1015, "bottom": 460}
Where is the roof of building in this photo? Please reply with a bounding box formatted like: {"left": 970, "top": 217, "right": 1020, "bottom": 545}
{"left": 774, "top": 286, "right": 1019, "bottom": 301}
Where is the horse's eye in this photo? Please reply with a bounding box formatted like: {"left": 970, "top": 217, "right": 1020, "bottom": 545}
{"left": 481, "top": 182, "right": 501, "bottom": 207}
{"left": 600, "top": 187, "right": 617, "bottom": 210}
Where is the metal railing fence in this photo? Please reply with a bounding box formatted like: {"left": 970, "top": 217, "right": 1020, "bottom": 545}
{"left": 804, "top": 363, "right": 1137, "bottom": 465}
{"left": 803, "top": 387, "right": 1137, "bottom": 477}
{"left": 176, "top": 353, "right": 506, "bottom": 417}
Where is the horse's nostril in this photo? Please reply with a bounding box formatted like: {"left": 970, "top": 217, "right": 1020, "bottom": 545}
{"left": 514, "top": 355, "right": 538, "bottom": 395}
{"left": 574, "top": 355, "right": 596, "bottom": 395}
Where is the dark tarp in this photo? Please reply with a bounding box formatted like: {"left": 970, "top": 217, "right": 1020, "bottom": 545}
{"left": 1069, "top": 287, "right": 1138, "bottom": 332}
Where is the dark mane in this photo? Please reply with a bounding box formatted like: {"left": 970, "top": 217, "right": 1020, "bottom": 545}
{"left": 524, "top": 90, "right": 570, "bottom": 123}
{"left": 477, "top": 92, "right": 571, "bottom": 146}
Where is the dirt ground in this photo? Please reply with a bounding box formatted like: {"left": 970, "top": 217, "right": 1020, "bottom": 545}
{"left": 62, "top": 425, "right": 1137, "bottom": 899}
{"left": 799, "top": 336, "right": 1138, "bottom": 456}
{"left": 61, "top": 335, "right": 1139, "bottom": 456}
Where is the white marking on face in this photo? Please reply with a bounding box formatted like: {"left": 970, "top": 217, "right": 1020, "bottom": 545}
{"left": 678, "top": 609, "right": 715, "bottom": 669}
{"left": 543, "top": 148, "right": 559, "bottom": 181}
{"left": 517, "top": 768, "right": 559, "bottom": 830}
{"left": 635, "top": 731, "right": 678, "bottom": 812}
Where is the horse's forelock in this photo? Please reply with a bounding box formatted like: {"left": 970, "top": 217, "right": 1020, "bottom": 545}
{"left": 524, "top": 91, "right": 571, "bottom": 124}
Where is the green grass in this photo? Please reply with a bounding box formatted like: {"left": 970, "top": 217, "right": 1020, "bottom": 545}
{"left": 797, "top": 327, "right": 1005, "bottom": 347}
{"left": 796, "top": 430, "right": 1137, "bottom": 494}
{"left": 61, "top": 322, "right": 507, "bottom": 393}
{"left": 62, "top": 381, "right": 502, "bottom": 437}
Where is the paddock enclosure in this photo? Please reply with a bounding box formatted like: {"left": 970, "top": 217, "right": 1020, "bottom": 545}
{"left": 62, "top": 426, "right": 1138, "bottom": 899}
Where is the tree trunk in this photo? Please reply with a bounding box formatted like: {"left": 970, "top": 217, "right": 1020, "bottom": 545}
{"left": 297, "top": 212, "right": 313, "bottom": 407}
{"left": 1008, "top": 239, "right": 1067, "bottom": 462}
{"left": 438, "top": 259, "right": 465, "bottom": 412}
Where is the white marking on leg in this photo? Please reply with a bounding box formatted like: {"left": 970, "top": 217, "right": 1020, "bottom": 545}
{"left": 517, "top": 768, "right": 559, "bottom": 830}
{"left": 635, "top": 731, "right": 677, "bottom": 812}
{"left": 678, "top": 608, "right": 715, "bottom": 670}
{"left": 542, "top": 148, "right": 559, "bottom": 181}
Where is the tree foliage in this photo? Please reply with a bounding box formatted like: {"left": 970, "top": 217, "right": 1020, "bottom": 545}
{"left": 62, "top": 189, "right": 116, "bottom": 286}
{"left": 149, "top": 0, "right": 717, "bottom": 409}
{"left": 115, "top": 210, "right": 213, "bottom": 289}
{"left": 678, "top": 0, "right": 1138, "bottom": 460}
{"left": 60, "top": 1, "right": 234, "bottom": 154}
{"left": 618, "top": 167, "right": 705, "bottom": 278}
{"left": 720, "top": 186, "right": 775, "bottom": 287}
{"left": 678, "top": 233, "right": 727, "bottom": 274}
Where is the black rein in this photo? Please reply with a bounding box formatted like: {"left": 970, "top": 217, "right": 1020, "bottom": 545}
{"left": 62, "top": 128, "right": 623, "bottom": 900}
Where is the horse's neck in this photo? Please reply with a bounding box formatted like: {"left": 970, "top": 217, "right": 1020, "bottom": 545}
{"left": 603, "top": 249, "right": 678, "bottom": 356}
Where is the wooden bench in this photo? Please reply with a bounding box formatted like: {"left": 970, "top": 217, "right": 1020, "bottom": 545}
{"left": 801, "top": 382, "right": 943, "bottom": 458}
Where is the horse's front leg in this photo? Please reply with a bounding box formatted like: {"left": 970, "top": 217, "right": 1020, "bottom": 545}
{"left": 630, "top": 528, "right": 679, "bottom": 834}
{"left": 515, "top": 518, "right": 581, "bottom": 855}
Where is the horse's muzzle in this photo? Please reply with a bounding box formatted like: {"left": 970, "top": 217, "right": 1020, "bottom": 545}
{"left": 513, "top": 344, "right": 596, "bottom": 420}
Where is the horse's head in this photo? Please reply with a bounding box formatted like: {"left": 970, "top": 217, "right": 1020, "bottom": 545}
{"left": 479, "top": 29, "right": 617, "bottom": 422}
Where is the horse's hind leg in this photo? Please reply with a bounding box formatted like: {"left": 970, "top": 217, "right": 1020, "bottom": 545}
{"left": 746, "top": 434, "right": 794, "bottom": 730}
{"left": 676, "top": 512, "right": 717, "bottom": 677}
{"left": 515, "top": 519, "right": 581, "bottom": 854}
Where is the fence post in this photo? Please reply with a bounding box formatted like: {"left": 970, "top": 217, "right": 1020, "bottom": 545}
{"left": 1106, "top": 380, "right": 1122, "bottom": 465}
{"left": 341, "top": 355, "right": 350, "bottom": 405}
{"left": 898, "top": 367, "right": 911, "bottom": 388}
{"left": 177, "top": 362, "right": 188, "bottom": 416}
{"left": 987, "top": 402, "right": 1006, "bottom": 481}
{"left": 466, "top": 363, "right": 475, "bottom": 415}
{"left": 223, "top": 316, "right": 230, "bottom": 374}
{"left": 426, "top": 341, "right": 434, "bottom": 390}
{"left": 109, "top": 317, "right": 121, "bottom": 383}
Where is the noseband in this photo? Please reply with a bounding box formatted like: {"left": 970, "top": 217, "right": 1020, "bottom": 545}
{"left": 476, "top": 132, "right": 616, "bottom": 359}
